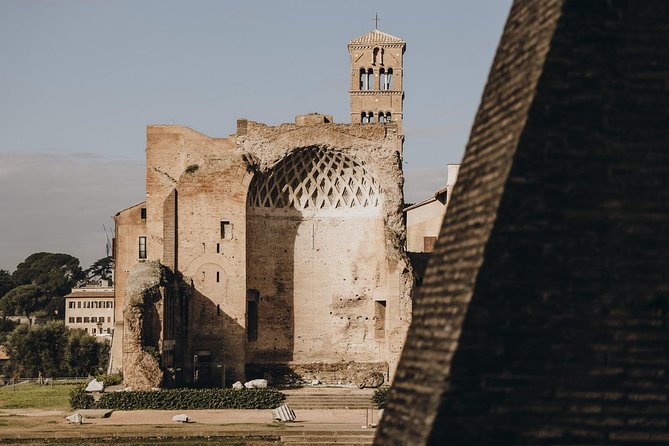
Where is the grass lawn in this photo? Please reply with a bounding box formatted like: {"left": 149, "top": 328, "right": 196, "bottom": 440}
{"left": 0, "top": 383, "right": 78, "bottom": 409}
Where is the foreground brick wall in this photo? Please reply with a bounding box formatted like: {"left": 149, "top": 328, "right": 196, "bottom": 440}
{"left": 377, "top": 1, "right": 669, "bottom": 444}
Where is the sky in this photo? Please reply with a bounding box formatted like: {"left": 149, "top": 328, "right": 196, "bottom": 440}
{"left": 0, "top": 0, "right": 513, "bottom": 271}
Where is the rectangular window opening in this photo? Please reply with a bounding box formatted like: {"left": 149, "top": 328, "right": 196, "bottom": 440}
{"left": 220, "top": 220, "right": 231, "bottom": 239}
{"left": 247, "top": 289, "right": 259, "bottom": 341}
{"left": 375, "top": 300, "right": 386, "bottom": 339}
{"left": 139, "top": 236, "right": 147, "bottom": 259}
{"left": 216, "top": 271, "right": 220, "bottom": 283}
{"left": 423, "top": 236, "right": 437, "bottom": 252}
{"left": 216, "top": 243, "right": 220, "bottom": 253}
{"left": 140, "top": 207, "right": 147, "bottom": 220}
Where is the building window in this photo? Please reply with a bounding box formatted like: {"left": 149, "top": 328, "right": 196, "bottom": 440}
{"left": 140, "top": 207, "right": 147, "bottom": 220}
{"left": 423, "top": 236, "right": 437, "bottom": 252}
{"left": 84, "top": 317, "right": 90, "bottom": 323}
{"left": 216, "top": 243, "right": 220, "bottom": 253}
{"left": 107, "top": 317, "right": 111, "bottom": 323}
{"left": 91, "top": 317, "right": 97, "bottom": 323}
{"left": 386, "top": 68, "right": 393, "bottom": 89}
{"left": 216, "top": 271, "right": 220, "bottom": 283}
{"left": 367, "top": 68, "right": 374, "bottom": 90}
{"left": 68, "top": 301, "right": 75, "bottom": 309}
{"left": 92, "top": 328, "right": 96, "bottom": 335}
{"left": 68, "top": 317, "right": 75, "bottom": 323}
{"left": 76, "top": 317, "right": 82, "bottom": 323}
{"left": 220, "top": 220, "right": 231, "bottom": 239}
{"left": 77, "top": 302, "right": 81, "bottom": 309}
{"left": 247, "top": 289, "right": 259, "bottom": 341}
{"left": 375, "top": 300, "right": 386, "bottom": 339}
{"left": 139, "top": 236, "right": 147, "bottom": 259}
{"left": 378, "top": 112, "right": 387, "bottom": 123}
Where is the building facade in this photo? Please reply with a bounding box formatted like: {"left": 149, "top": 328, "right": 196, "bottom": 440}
{"left": 405, "top": 164, "right": 460, "bottom": 253}
{"left": 111, "top": 29, "right": 412, "bottom": 387}
{"left": 64, "top": 280, "right": 115, "bottom": 339}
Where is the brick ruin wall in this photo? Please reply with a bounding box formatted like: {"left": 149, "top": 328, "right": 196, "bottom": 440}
{"left": 133, "top": 119, "right": 412, "bottom": 384}
{"left": 377, "top": 0, "right": 669, "bottom": 445}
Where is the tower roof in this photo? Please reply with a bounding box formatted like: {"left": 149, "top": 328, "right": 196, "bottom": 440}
{"left": 348, "top": 29, "right": 405, "bottom": 45}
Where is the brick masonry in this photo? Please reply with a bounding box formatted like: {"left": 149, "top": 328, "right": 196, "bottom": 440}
{"left": 376, "top": 1, "right": 669, "bottom": 444}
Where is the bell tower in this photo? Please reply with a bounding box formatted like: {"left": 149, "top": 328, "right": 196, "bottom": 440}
{"left": 348, "top": 28, "right": 406, "bottom": 134}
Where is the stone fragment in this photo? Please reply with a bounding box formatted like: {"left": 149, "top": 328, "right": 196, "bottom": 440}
{"left": 172, "top": 414, "right": 190, "bottom": 423}
{"left": 272, "top": 404, "right": 296, "bottom": 422}
{"left": 85, "top": 379, "right": 104, "bottom": 392}
{"left": 244, "top": 379, "right": 268, "bottom": 389}
{"left": 66, "top": 413, "right": 84, "bottom": 424}
{"left": 358, "top": 372, "right": 384, "bottom": 388}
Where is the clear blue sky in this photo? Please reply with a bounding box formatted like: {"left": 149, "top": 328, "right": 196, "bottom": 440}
{"left": 0, "top": 0, "right": 512, "bottom": 271}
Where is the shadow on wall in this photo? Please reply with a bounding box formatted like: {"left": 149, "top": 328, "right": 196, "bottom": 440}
{"left": 186, "top": 287, "right": 247, "bottom": 387}
{"left": 246, "top": 205, "right": 302, "bottom": 364}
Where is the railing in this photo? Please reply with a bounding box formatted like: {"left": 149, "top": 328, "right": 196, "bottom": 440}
{"left": 2, "top": 376, "right": 90, "bottom": 388}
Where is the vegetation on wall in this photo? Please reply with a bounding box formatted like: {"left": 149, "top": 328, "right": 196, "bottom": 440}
{"left": 372, "top": 386, "right": 389, "bottom": 409}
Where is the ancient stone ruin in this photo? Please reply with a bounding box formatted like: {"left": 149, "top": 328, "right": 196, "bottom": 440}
{"left": 111, "top": 29, "right": 414, "bottom": 387}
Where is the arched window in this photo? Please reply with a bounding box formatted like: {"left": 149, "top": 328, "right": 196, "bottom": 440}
{"left": 378, "top": 112, "right": 386, "bottom": 123}
{"left": 367, "top": 69, "right": 374, "bottom": 91}
{"left": 386, "top": 68, "right": 393, "bottom": 90}
{"left": 361, "top": 112, "right": 368, "bottom": 124}
{"left": 386, "top": 112, "right": 392, "bottom": 122}
{"left": 359, "top": 68, "right": 366, "bottom": 90}
{"left": 373, "top": 47, "right": 379, "bottom": 65}
{"left": 379, "top": 68, "right": 386, "bottom": 91}
{"left": 368, "top": 112, "right": 375, "bottom": 123}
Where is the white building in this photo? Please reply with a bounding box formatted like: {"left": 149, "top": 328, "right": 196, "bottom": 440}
{"left": 405, "top": 164, "right": 460, "bottom": 253}
{"left": 64, "top": 279, "right": 114, "bottom": 340}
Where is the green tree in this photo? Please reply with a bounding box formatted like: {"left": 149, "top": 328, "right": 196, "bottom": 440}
{"left": 5, "top": 322, "right": 68, "bottom": 377}
{"left": 83, "top": 256, "right": 114, "bottom": 282}
{"left": 0, "top": 270, "right": 14, "bottom": 300}
{"left": 12, "top": 252, "right": 83, "bottom": 298}
{"left": 64, "top": 329, "right": 109, "bottom": 376}
{"left": 0, "top": 318, "right": 18, "bottom": 345}
{"left": 0, "top": 285, "right": 48, "bottom": 323}
{"left": 4, "top": 323, "right": 107, "bottom": 378}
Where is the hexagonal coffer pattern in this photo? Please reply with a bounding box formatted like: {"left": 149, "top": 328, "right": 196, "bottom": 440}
{"left": 248, "top": 148, "right": 382, "bottom": 210}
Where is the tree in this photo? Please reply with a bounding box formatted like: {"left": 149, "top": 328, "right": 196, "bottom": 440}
{"left": 4, "top": 322, "right": 68, "bottom": 377}
{"left": 0, "top": 285, "right": 48, "bottom": 323}
{"left": 64, "top": 329, "right": 109, "bottom": 376}
{"left": 83, "top": 256, "right": 114, "bottom": 283}
{"left": 0, "top": 270, "right": 14, "bottom": 300}
{"left": 12, "top": 252, "right": 84, "bottom": 298}
{"left": 4, "top": 322, "right": 108, "bottom": 378}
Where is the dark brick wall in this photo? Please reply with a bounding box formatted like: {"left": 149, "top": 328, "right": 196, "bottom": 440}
{"left": 376, "top": 1, "right": 669, "bottom": 445}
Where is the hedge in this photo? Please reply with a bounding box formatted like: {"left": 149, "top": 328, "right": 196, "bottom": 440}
{"left": 71, "top": 388, "right": 285, "bottom": 410}
{"left": 69, "top": 384, "right": 95, "bottom": 409}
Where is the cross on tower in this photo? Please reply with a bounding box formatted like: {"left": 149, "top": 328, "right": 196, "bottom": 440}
{"left": 373, "top": 13, "right": 381, "bottom": 30}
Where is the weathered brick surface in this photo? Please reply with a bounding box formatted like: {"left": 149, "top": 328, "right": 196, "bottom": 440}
{"left": 376, "top": 1, "right": 669, "bottom": 444}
